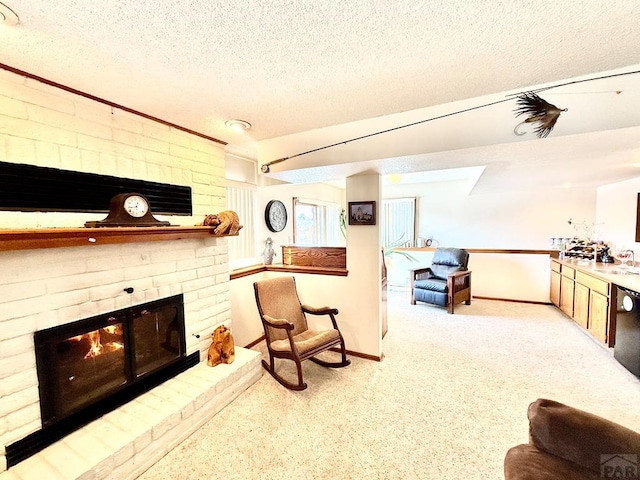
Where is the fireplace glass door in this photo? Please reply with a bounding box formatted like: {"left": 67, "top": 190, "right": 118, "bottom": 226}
{"left": 132, "top": 304, "right": 183, "bottom": 378}
{"left": 37, "top": 316, "right": 128, "bottom": 425}
{"left": 35, "top": 295, "right": 185, "bottom": 428}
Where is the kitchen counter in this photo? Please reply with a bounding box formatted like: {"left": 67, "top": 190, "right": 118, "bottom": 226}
{"left": 555, "top": 258, "right": 640, "bottom": 293}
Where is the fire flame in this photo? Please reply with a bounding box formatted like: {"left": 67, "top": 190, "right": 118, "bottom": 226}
{"left": 84, "top": 331, "right": 104, "bottom": 359}
{"left": 68, "top": 325, "right": 124, "bottom": 359}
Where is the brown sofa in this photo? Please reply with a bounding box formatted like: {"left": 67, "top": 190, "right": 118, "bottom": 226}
{"left": 504, "top": 398, "right": 640, "bottom": 480}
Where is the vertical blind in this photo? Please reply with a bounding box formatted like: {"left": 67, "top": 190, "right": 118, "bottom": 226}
{"left": 226, "top": 182, "right": 257, "bottom": 264}
{"left": 381, "top": 198, "right": 416, "bottom": 247}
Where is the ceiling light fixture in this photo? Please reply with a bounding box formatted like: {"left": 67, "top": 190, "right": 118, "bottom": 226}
{"left": 0, "top": 2, "right": 19, "bottom": 26}
{"left": 225, "top": 119, "right": 251, "bottom": 132}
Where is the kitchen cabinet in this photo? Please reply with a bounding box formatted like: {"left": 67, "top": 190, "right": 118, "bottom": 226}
{"left": 573, "top": 282, "right": 589, "bottom": 329}
{"left": 550, "top": 259, "right": 614, "bottom": 346}
{"left": 588, "top": 290, "right": 609, "bottom": 343}
{"left": 559, "top": 265, "right": 575, "bottom": 318}
{"left": 550, "top": 261, "right": 561, "bottom": 307}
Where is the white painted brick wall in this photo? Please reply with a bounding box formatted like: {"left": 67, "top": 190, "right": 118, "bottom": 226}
{"left": 0, "top": 69, "right": 226, "bottom": 230}
{"left": 0, "top": 67, "right": 236, "bottom": 473}
{"left": 0, "top": 237, "right": 230, "bottom": 451}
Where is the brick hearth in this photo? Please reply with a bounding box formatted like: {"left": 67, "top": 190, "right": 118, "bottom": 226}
{"left": 0, "top": 348, "right": 261, "bottom": 480}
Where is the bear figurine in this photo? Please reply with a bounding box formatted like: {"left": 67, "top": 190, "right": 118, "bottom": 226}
{"left": 202, "top": 210, "right": 243, "bottom": 235}
{"left": 206, "top": 325, "right": 235, "bottom": 367}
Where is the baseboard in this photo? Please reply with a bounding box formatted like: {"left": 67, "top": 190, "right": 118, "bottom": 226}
{"left": 244, "top": 335, "right": 265, "bottom": 349}
{"left": 333, "top": 347, "right": 382, "bottom": 362}
{"left": 473, "top": 295, "right": 552, "bottom": 305}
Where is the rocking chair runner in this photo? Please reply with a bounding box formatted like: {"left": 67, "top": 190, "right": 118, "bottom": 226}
{"left": 253, "top": 276, "right": 350, "bottom": 390}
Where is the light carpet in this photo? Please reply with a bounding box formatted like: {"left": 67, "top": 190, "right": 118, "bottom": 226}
{"left": 137, "top": 288, "right": 640, "bottom": 480}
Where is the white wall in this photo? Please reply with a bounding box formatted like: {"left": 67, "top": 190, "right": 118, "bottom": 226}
{"left": 231, "top": 174, "right": 383, "bottom": 358}
{"left": 344, "top": 174, "right": 383, "bottom": 358}
{"left": 0, "top": 69, "right": 226, "bottom": 228}
{"left": 388, "top": 250, "right": 552, "bottom": 302}
{"left": 384, "top": 180, "right": 597, "bottom": 249}
{"left": 0, "top": 68, "right": 231, "bottom": 469}
{"left": 255, "top": 182, "right": 346, "bottom": 261}
{"left": 231, "top": 270, "right": 369, "bottom": 354}
{"left": 383, "top": 179, "right": 598, "bottom": 301}
{"left": 596, "top": 176, "right": 640, "bottom": 255}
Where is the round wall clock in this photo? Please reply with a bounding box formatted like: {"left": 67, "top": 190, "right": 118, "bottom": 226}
{"left": 265, "top": 200, "right": 287, "bottom": 232}
{"left": 85, "top": 192, "right": 171, "bottom": 228}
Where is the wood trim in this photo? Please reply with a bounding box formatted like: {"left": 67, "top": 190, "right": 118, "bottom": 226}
{"left": 230, "top": 264, "right": 349, "bottom": 280}
{"left": 0, "top": 63, "right": 226, "bottom": 146}
{"left": 244, "top": 335, "right": 266, "bottom": 349}
{"left": 341, "top": 349, "right": 382, "bottom": 362}
{"left": 281, "top": 245, "right": 346, "bottom": 268}
{"left": 472, "top": 295, "right": 553, "bottom": 305}
{"left": 397, "top": 247, "right": 557, "bottom": 255}
{"left": 231, "top": 265, "right": 267, "bottom": 279}
{"left": 0, "top": 226, "right": 235, "bottom": 251}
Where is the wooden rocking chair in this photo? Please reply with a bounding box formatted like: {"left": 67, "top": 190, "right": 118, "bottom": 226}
{"left": 253, "top": 276, "right": 350, "bottom": 390}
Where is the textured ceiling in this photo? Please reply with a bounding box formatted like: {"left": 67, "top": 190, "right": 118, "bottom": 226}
{"left": 2, "top": 1, "right": 639, "bottom": 144}
{"left": 1, "top": 1, "right": 640, "bottom": 189}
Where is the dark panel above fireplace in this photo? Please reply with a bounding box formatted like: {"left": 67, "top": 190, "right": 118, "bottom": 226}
{"left": 0, "top": 161, "right": 192, "bottom": 215}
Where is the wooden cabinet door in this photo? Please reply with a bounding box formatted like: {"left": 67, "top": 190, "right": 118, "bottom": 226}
{"left": 588, "top": 291, "right": 609, "bottom": 344}
{"left": 573, "top": 283, "right": 589, "bottom": 329}
{"left": 550, "top": 270, "right": 561, "bottom": 307}
{"left": 560, "top": 276, "right": 575, "bottom": 317}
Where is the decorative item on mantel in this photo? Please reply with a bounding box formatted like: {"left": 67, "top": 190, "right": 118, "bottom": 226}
{"left": 85, "top": 192, "right": 171, "bottom": 228}
{"left": 202, "top": 210, "right": 243, "bottom": 235}
{"left": 262, "top": 237, "right": 276, "bottom": 265}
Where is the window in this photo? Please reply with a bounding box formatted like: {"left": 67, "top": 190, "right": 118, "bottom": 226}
{"left": 293, "top": 197, "right": 343, "bottom": 246}
{"left": 381, "top": 198, "right": 416, "bottom": 248}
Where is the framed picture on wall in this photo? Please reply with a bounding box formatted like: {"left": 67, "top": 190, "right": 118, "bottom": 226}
{"left": 348, "top": 201, "right": 376, "bottom": 225}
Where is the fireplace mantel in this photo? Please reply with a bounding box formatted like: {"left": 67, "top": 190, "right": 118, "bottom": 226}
{"left": 0, "top": 226, "right": 237, "bottom": 252}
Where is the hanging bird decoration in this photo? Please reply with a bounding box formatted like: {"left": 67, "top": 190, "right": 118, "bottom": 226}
{"left": 513, "top": 92, "right": 567, "bottom": 138}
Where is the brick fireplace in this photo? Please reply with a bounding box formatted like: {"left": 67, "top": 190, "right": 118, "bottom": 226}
{"left": 0, "top": 237, "right": 261, "bottom": 477}
{"left": 0, "top": 64, "right": 262, "bottom": 478}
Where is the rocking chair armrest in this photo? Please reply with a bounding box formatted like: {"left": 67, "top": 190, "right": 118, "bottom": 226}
{"left": 302, "top": 305, "right": 339, "bottom": 316}
{"left": 262, "top": 314, "right": 294, "bottom": 331}
{"left": 301, "top": 305, "right": 340, "bottom": 330}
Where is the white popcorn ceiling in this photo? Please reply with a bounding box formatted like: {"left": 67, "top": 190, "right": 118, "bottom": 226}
{"left": 2, "top": 0, "right": 640, "bottom": 187}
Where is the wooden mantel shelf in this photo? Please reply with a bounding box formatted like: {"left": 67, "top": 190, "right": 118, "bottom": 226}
{"left": 0, "top": 226, "right": 236, "bottom": 252}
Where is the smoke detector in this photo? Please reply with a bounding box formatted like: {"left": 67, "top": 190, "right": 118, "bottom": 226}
{"left": 225, "top": 119, "right": 251, "bottom": 132}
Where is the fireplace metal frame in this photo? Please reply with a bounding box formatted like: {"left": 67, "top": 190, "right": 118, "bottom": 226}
{"left": 6, "top": 294, "right": 199, "bottom": 468}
